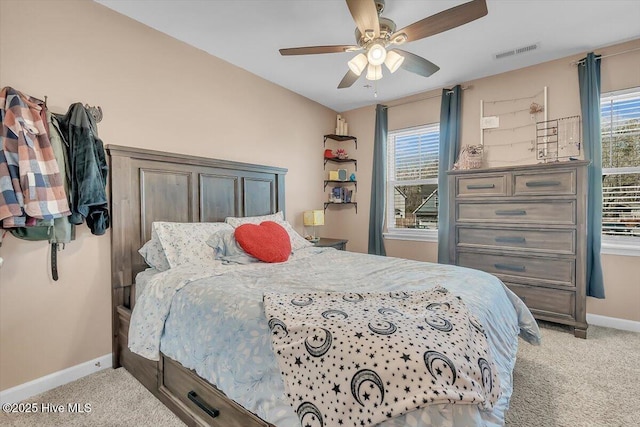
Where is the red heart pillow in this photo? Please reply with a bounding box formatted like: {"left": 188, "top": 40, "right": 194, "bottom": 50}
{"left": 234, "top": 221, "right": 291, "bottom": 263}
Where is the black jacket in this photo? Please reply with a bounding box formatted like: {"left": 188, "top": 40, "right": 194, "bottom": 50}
{"left": 55, "top": 103, "right": 109, "bottom": 235}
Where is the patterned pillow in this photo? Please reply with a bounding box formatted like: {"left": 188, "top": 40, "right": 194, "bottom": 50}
{"left": 225, "top": 212, "right": 284, "bottom": 227}
{"left": 206, "top": 228, "right": 246, "bottom": 258}
{"left": 138, "top": 234, "right": 170, "bottom": 272}
{"left": 153, "top": 222, "right": 233, "bottom": 268}
{"left": 225, "top": 212, "right": 312, "bottom": 252}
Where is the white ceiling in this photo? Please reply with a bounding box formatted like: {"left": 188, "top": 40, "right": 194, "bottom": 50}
{"left": 96, "top": 0, "right": 640, "bottom": 112}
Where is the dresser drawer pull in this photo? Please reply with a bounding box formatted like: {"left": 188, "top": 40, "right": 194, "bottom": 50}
{"left": 525, "top": 180, "right": 561, "bottom": 187}
{"left": 495, "top": 236, "right": 526, "bottom": 244}
{"left": 188, "top": 391, "right": 220, "bottom": 419}
{"left": 466, "top": 183, "right": 495, "bottom": 189}
{"left": 494, "top": 263, "right": 526, "bottom": 272}
{"left": 495, "top": 209, "right": 527, "bottom": 216}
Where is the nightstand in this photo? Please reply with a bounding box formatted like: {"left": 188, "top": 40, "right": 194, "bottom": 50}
{"left": 314, "top": 238, "right": 348, "bottom": 251}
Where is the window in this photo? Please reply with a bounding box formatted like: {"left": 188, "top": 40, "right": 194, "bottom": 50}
{"left": 386, "top": 123, "right": 440, "bottom": 237}
{"left": 601, "top": 87, "right": 640, "bottom": 243}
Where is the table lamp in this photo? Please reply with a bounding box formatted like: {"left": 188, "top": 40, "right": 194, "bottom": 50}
{"left": 303, "top": 210, "right": 324, "bottom": 243}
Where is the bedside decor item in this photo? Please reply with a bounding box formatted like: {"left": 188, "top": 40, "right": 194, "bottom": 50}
{"left": 324, "top": 149, "right": 335, "bottom": 159}
{"left": 303, "top": 210, "right": 324, "bottom": 243}
{"left": 453, "top": 144, "right": 484, "bottom": 170}
{"left": 329, "top": 170, "right": 340, "bottom": 181}
{"left": 335, "top": 148, "right": 348, "bottom": 159}
{"left": 349, "top": 173, "right": 356, "bottom": 181}
{"left": 331, "top": 187, "right": 343, "bottom": 203}
{"left": 337, "top": 169, "right": 348, "bottom": 181}
{"left": 335, "top": 114, "right": 348, "bottom": 135}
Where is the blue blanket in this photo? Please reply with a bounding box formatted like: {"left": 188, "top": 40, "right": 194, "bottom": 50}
{"left": 129, "top": 247, "right": 540, "bottom": 427}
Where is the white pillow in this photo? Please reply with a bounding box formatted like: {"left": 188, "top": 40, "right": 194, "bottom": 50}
{"left": 225, "top": 212, "right": 284, "bottom": 226}
{"left": 206, "top": 228, "right": 247, "bottom": 258}
{"left": 153, "top": 221, "right": 233, "bottom": 268}
{"left": 138, "top": 236, "right": 170, "bottom": 271}
{"left": 225, "top": 212, "right": 313, "bottom": 252}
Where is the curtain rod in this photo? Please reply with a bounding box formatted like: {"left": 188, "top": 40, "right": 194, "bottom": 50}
{"left": 570, "top": 46, "right": 640, "bottom": 66}
{"left": 385, "top": 85, "right": 470, "bottom": 109}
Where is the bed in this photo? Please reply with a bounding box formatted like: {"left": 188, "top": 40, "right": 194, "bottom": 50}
{"left": 107, "top": 145, "right": 540, "bottom": 427}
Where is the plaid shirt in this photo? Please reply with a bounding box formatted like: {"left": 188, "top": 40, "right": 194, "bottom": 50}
{"left": 0, "top": 87, "right": 70, "bottom": 227}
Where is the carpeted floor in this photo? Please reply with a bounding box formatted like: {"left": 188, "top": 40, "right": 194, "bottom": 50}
{"left": 505, "top": 323, "right": 640, "bottom": 427}
{"left": 2, "top": 324, "right": 639, "bottom": 427}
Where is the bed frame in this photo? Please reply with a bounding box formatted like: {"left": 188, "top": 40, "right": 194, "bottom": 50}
{"left": 107, "top": 145, "right": 285, "bottom": 426}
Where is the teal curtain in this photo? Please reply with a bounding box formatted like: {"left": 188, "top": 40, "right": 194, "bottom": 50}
{"left": 578, "top": 52, "right": 605, "bottom": 298}
{"left": 368, "top": 104, "right": 387, "bottom": 255}
{"left": 437, "top": 86, "right": 462, "bottom": 264}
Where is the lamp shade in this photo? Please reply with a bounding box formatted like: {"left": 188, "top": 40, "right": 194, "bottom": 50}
{"left": 348, "top": 53, "right": 368, "bottom": 76}
{"left": 303, "top": 210, "right": 325, "bottom": 227}
{"left": 366, "top": 64, "right": 383, "bottom": 81}
{"left": 367, "top": 42, "right": 387, "bottom": 66}
{"left": 384, "top": 50, "right": 405, "bottom": 73}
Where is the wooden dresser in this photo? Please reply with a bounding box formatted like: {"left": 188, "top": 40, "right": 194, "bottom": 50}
{"left": 448, "top": 161, "right": 589, "bottom": 338}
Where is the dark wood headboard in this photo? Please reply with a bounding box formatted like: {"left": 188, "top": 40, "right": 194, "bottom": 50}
{"left": 107, "top": 145, "right": 287, "bottom": 310}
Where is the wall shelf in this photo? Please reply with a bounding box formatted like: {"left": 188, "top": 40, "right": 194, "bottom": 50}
{"left": 323, "top": 132, "right": 357, "bottom": 214}
{"left": 324, "top": 158, "right": 357, "bottom": 170}
{"left": 324, "top": 134, "right": 357, "bottom": 149}
{"left": 324, "top": 202, "right": 357, "bottom": 213}
{"left": 324, "top": 180, "right": 357, "bottom": 190}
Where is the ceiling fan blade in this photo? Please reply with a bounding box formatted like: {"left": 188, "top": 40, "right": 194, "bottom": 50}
{"left": 395, "top": 49, "right": 440, "bottom": 78}
{"left": 346, "top": 0, "right": 380, "bottom": 39}
{"left": 279, "top": 45, "right": 360, "bottom": 56}
{"left": 390, "top": 0, "right": 487, "bottom": 43}
{"left": 338, "top": 69, "right": 360, "bottom": 89}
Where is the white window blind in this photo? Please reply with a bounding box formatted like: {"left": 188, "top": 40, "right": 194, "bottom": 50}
{"left": 386, "top": 124, "right": 440, "bottom": 231}
{"left": 600, "top": 88, "right": 640, "bottom": 238}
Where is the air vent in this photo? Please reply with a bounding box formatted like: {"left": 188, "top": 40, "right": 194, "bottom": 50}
{"left": 494, "top": 43, "right": 540, "bottom": 60}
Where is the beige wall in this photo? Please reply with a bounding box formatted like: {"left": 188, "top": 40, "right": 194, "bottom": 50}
{"left": 0, "top": 0, "right": 335, "bottom": 391}
{"left": 329, "top": 39, "right": 640, "bottom": 322}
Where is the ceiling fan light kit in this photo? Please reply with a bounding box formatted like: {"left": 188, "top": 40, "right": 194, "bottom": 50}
{"left": 366, "top": 64, "right": 383, "bottom": 81}
{"left": 366, "top": 42, "right": 387, "bottom": 66}
{"left": 384, "top": 50, "right": 404, "bottom": 73}
{"left": 279, "top": 0, "right": 488, "bottom": 89}
{"left": 348, "top": 53, "right": 368, "bottom": 76}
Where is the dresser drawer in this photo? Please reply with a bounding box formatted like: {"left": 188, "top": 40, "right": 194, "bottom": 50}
{"left": 161, "top": 355, "right": 269, "bottom": 427}
{"left": 457, "top": 200, "right": 576, "bottom": 224}
{"left": 457, "top": 251, "right": 575, "bottom": 287}
{"left": 514, "top": 170, "right": 576, "bottom": 196}
{"left": 456, "top": 174, "right": 508, "bottom": 197}
{"left": 506, "top": 283, "right": 575, "bottom": 319}
{"left": 456, "top": 227, "right": 575, "bottom": 254}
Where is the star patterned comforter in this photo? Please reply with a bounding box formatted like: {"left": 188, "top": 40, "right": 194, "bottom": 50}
{"left": 264, "top": 287, "right": 500, "bottom": 427}
{"left": 129, "top": 247, "right": 540, "bottom": 427}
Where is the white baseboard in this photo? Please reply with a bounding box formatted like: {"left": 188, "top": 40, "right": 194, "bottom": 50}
{"left": 1, "top": 316, "right": 637, "bottom": 404}
{"left": 0, "top": 353, "right": 112, "bottom": 404}
{"left": 587, "top": 313, "right": 640, "bottom": 333}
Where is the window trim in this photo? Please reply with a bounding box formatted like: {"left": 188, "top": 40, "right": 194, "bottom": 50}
{"left": 383, "top": 228, "right": 438, "bottom": 242}
{"left": 386, "top": 123, "right": 440, "bottom": 238}
{"left": 600, "top": 86, "right": 640, "bottom": 255}
{"left": 601, "top": 237, "right": 640, "bottom": 256}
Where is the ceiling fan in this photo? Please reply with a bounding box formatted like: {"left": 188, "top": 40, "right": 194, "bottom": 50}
{"left": 279, "top": 0, "right": 488, "bottom": 89}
